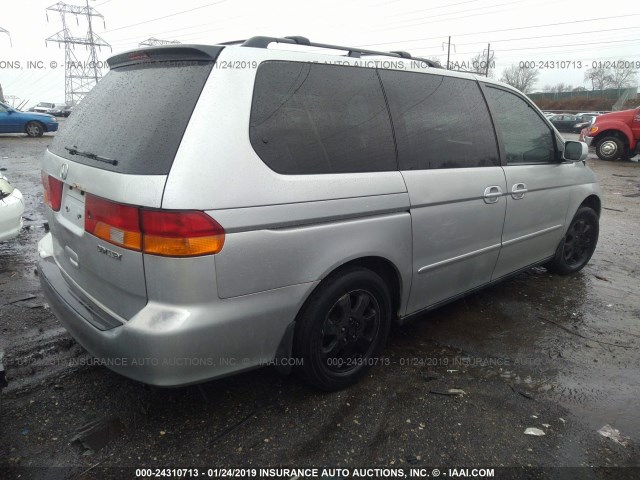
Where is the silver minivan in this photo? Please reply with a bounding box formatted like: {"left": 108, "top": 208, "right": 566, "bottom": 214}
{"left": 38, "top": 36, "right": 600, "bottom": 390}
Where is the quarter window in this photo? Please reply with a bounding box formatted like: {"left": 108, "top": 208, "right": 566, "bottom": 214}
{"left": 485, "top": 86, "right": 556, "bottom": 165}
{"left": 250, "top": 61, "right": 396, "bottom": 174}
{"left": 379, "top": 70, "right": 499, "bottom": 170}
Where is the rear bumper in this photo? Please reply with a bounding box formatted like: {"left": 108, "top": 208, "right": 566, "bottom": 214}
{"left": 0, "top": 188, "right": 24, "bottom": 242}
{"left": 37, "top": 233, "right": 314, "bottom": 386}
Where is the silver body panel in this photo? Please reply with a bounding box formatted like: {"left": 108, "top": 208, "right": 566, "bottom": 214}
{"left": 38, "top": 43, "right": 601, "bottom": 386}
{"left": 403, "top": 167, "right": 506, "bottom": 313}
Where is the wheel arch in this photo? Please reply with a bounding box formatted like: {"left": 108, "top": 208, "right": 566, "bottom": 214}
{"left": 302, "top": 255, "right": 404, "bottom": 321}
{"left": 24, "top": 120, "right": 46, "bottom": 134}
{"left": 580, "top": 194, "right": 601, "bottom": 218}
{"left": 275, "top": 255, "right": 406, "bottom": 374}
{"left": 593, "top": 129, "right": 632, "bottom": 150}
{"left": 335, "top": 256, "right": 403, "bottom": 320}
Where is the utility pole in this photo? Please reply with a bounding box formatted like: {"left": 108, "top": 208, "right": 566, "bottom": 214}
{"left": 45, "top": 1, "right": 111, "bottom": 106}
{"left": 139, "top": 37, "right": 181, "bottom": 47}
{"left": 442, "top": 36, "right": 455, "bottom": 70}
{"left": 446, "top": 36, "right": 451, "bottom": 70}
{"left": 484, "top": 43, "right": 491, "bottom": 77}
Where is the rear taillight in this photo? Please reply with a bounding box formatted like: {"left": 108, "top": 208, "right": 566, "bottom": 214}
{"left": 141, "top": 210, "right": 225, "bottom": 257}
{"left": 84, "top": 194, "right": 225, "bottom": 257}
{"left": 85, "top": 195, "right": 142, "bottom": 251}
{"left": 41, "top": 171, "right": 63, "bottom": 211}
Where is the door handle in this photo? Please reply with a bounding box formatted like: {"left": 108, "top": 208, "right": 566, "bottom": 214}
{"left": 511, "top": 182, "right": 528, "bottom": 200}
{"left": 483, "top": 185, "right": 503, "bottom": 204}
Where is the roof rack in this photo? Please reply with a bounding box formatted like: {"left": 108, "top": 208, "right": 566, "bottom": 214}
{"left": 233, "top": 36, "right": 442, "bottom": 68}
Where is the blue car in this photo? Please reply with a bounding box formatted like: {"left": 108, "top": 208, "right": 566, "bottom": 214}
{"left": 0, "top": 101, "right": 59, "bottom": 137}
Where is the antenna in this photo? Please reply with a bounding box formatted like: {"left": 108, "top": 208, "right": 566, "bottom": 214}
{"left": 45, "top": 0, "right": 111, "bottom": 105}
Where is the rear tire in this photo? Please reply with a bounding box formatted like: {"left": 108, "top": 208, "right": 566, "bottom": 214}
{"left": 546, "top": 207, "right": 599, "bottom": 275}
{"left": 595, "top": 136, "right": 624, "bottom": 161}
{"left": 25, "top": 121, "right": 44, "bottom": 138}
{"left": 293, "top": 267, "right": 392, "bottom": 391}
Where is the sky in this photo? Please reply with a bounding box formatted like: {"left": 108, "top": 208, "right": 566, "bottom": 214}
{"left": 1, "top": 0, "right": 639, "bottom": 107}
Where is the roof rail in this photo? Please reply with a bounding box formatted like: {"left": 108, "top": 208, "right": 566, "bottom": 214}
{"left": 235, "top": 36, "right": 442, "bottom": 68}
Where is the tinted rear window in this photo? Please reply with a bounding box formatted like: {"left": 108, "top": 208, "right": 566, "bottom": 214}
{"left": 379, "top": 70, "right": 499, "bottom": 170}
{"left": 49, "top": 60, "right": 215, "bottom": 175}
{"left": 250, "top": 61, "right": 396, "bottom": 174}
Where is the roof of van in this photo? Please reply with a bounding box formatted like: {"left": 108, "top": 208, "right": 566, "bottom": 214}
{"left": 108, "top": 36, "right": 519, "bottom": 94}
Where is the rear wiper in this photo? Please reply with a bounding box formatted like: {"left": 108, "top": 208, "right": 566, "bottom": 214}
{"left": 64, "top": 146, "right": 118, "bottom": 166}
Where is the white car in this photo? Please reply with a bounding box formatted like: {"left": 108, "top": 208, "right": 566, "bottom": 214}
{"left": 0, "top": 176, "right": 24, "bottom": 241}
{"left": 32, "top": 102, "right": 58, "bottom": 114}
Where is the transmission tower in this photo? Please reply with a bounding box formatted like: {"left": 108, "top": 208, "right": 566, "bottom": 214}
{"left": 139, "top": 37, "right": 181, "bottom": 47}
{"left": 45, "top": 1, "right": 111, "bottom": 106}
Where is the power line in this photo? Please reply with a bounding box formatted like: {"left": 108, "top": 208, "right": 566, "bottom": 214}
{"left": 0, "top": 25, "right": 11, "bottom": 47}
{"left": 103, "top": 0, "right": 228, "bottom": 33}
{"left": 443, "top": 25, "right": 640, "bottom": 47}
{"left": 383, "top": 0, "right": 528, "bottom": 28}
{"left": 413, "top": 37, "right": 640, "bottom": 56}
{"left": 374, "top": 0, "right": 534, "bottom": 33}
{"left": 357, "top": 13, "right": 640, "bottom": 48}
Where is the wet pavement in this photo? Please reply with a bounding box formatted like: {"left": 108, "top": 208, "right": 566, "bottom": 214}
{"left": 0, "top": 127, "right": 639, "bottom": 479}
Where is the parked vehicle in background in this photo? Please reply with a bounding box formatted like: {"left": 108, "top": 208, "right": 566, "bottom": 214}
{"left": 51, "top": 105, "right": 73, "bottom": 117}
{"left": 32, "top": 102, "right": 58, "bottom": 114}
{"left": 548, "top": 114, "right": 582, "bottom": 133}
{"left": 573, "top": 114, "right": 600, "bottom": 134}
{"left": 0, "top": 175, "right": 24, "bottom": 242}
{"left": 0, "top": 102, "right": 59, "bottom": 137}
{"left": 585, "top": 107, "right": 640, "bottom": 160}
{"left": 38, "top": 37, "right": 599, "bottom": 391}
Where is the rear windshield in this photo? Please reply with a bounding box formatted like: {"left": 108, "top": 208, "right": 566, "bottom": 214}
{"left": 49, "top": 60, "right": 215, "bottom": 175}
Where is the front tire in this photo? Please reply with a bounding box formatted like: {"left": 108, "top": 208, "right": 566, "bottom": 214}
{"left": 293, "top": 267, "right": 392, "bottom": 391}
{"left": 546, "top": 207, "right": 599, "bottom": 275}
{"left": 25, "top": 121, "right": 44, "bottom": 137}
{"left": 595, "top": 136, "right": 624, "bottom": 160}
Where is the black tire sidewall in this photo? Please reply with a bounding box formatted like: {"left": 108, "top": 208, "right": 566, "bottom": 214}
{"left": 548, "top": 207, "right": 599, "bottom": 275}
{"left": 294, "top": 267, "right": 392, "bottom": 391}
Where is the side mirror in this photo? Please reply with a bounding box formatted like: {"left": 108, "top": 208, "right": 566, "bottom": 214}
{"left": 6, "top": 109, "right": 14, "bottom": 115}
{"left": 564, "top": 140, "right": 588, "bottom": 162}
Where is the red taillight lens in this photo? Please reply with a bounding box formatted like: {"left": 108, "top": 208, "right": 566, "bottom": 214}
{"left": 85, "top": 195, "right": 142, "bottom": 251}
{"left": 141, "top": 210, "right": 225, "bottom": 257}
{"left": 41, "top": 171, "right": 63, "bottom": 211}
{"left": 84, "top": 194, "right": 225, "bottom": 257}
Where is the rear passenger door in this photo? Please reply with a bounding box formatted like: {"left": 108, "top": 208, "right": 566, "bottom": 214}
{"left": 379, "top": 71, "right": 506, "bottom": 314}
{"left": 483, "top": 85, "right": 571, "bottom": 279}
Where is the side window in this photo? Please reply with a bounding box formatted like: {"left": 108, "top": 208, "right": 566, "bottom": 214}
{"left": 249, "top": 61, "right": 396, "bottom": 174}
{"left": 485, "top": 86, "right": 556, "bottom": 165}
{"left": 378, "top": 70, "right": 499, "bottom": 170}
